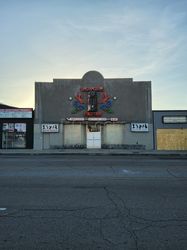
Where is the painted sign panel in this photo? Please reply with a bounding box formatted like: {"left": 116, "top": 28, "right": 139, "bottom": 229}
{"left": 41, "top": 124, "right": 59, "bottom": 133}
{"left": 163, "top": 116, "right": 187, "bottom": 124}
{"left": 131, "top": 123, "right": 149, "bottom": 132}
{"left": 0, "top": 109, "right": 32, "bottom": 118}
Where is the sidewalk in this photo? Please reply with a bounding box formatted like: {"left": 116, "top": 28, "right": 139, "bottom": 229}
{"left": 0, "top": 148, "right": 187, "bottom": 158}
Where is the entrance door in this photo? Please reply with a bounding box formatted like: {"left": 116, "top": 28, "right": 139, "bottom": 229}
{"left": 87, "top": 124, "right": 101, "bottom": 149}
{"left": 2, "top": 123, "right": 26, "bottom": 149}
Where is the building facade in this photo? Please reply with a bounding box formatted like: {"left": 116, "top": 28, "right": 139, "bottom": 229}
{"left": 34, "top": 71, "right": 153, "bottom": 150}
{"left": 153, "top": 110, "right": 187, "bottom": 150}
{"left": 0, "top": 103, "right": 33, "bottom": 149}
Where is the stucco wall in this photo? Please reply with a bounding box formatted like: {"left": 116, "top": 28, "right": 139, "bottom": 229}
{"left": 35, "top": 71, "right": 152, "bottom": 124}
{"left": 102, "top": 123, "right": 153, "bottom": 149}
{"left": 34, "top": 124, "right": 63, "bottom": 150}
{"left": 34, "top": 71, "right": 153, "bottom": 150}
{"left": 123, "top": 124, "right": 153, "bottom": 150}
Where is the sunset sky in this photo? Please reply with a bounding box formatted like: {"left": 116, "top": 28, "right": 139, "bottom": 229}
{"left": 1, "top": 0, "right": 187, "bottom": 110}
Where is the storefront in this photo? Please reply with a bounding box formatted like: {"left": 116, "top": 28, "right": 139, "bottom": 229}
{"left": 34, "top": 71, "right": 153, "bottom": 150}
{"left": 0, "top": 104, "right": 33, "bottom": 149}
{"left": 153, "top": 111, "right": 187, "bottom": 150}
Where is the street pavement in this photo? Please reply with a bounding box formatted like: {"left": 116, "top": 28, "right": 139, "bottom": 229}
{"left": 0, "top": 155, "right": 187, "bottom": 250}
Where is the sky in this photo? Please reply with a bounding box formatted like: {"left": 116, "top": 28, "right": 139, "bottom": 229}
{"left": 0, "top": 0, "right": 187, "bottom": 110}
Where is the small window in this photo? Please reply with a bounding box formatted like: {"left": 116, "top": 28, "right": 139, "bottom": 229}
{"left": 163, "top": 116, "right": 187, "bottom": 124}
{"left": 88, "top": 124, "right": 100, "bottom": 132}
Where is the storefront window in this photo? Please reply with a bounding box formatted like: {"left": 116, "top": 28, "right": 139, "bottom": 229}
{"left": 2, "top": 123, "right": 26, "bottom": 149}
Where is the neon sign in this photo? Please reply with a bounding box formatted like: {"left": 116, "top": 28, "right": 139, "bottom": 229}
{"left": 71, "top": 86, "right": 114, "bottom": 116}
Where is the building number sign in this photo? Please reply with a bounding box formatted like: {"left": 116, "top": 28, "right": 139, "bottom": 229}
{"left": 131, "top": 123, "right": 149, "bottom": 132}
{"left": 41, "top": 124, "right": 59, "bottom": 133}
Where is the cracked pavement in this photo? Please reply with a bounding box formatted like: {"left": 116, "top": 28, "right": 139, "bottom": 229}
{"left": 0, "top": 155, "right": 187, "bottom": 250}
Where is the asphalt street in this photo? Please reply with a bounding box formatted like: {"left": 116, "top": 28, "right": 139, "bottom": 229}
{"left": 0, "top": 155, "right": 187, "bottom": 250}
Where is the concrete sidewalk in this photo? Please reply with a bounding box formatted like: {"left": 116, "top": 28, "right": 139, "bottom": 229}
{"left": 0, "top": 148, "right": 187, "bottom": 158}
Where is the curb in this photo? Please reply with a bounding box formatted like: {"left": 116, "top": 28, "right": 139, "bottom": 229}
{"left": 0, "top": 150, "right": 187, "bottom": 158}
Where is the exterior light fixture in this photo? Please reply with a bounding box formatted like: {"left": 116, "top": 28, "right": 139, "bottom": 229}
{"left": 69, "top": 97, "right": 73, "bottom": 101}
{"left": 113, "top": 96, "right": 117, "bottom": 100}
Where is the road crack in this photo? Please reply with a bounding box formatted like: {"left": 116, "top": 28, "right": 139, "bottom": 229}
{"left": 103, "top": 187, "right": 140, "bottom": 250}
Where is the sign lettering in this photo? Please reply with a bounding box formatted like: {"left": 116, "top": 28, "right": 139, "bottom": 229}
{"left": 131, "top": 123, "right": 149, "bottom": 132}
{"left": 41, "top": 124, "right": 59, "bottom": 133}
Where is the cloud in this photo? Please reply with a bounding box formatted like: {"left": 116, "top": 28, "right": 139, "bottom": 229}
{"left": 0, "top": 0, "right": 187, "bottom": 109}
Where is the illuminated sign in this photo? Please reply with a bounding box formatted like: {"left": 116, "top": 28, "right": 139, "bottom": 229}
{"left": 88, "top": 118, "right": 107, "bottom": 121}
{"left": 41, "top": 124, "right": 59, "bottom": 133}
{"left": 66, "top": 118, "right": 118, "bottom": 122}
{"left": 66, "top": 118, "right": 85, "bottom": 122}
{"left": 84, "top": 111, "right": 102, "bottom": 117}
{"left": 71, "top": 87, "right": 114, "bottom": 115}
{"left": 131, "top": 123, "right": 149, "bottom": 132}
{"left": 80, "top": 86, "right": 104, "bottom": 92}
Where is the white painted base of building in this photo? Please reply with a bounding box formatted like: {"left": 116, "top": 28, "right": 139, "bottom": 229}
{"left": 34, "top": 123, "right": 153, "bottom": 150}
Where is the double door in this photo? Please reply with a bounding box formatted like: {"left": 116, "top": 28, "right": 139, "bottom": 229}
{"left": 86, "top": 124, "right": 101, "bottom": 149}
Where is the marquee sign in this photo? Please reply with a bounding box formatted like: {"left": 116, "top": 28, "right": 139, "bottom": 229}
{"left": 66, "top": 117, "right": 118, "bottom": 122}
